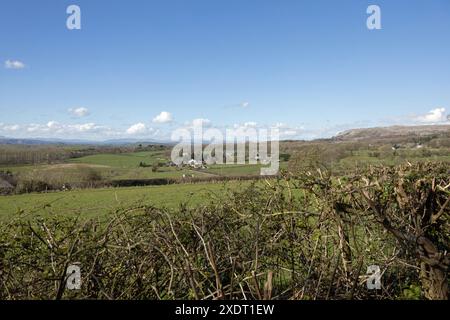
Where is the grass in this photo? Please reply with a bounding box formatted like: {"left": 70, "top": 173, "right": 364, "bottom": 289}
{"left": 69, "top": 151, "right": 166, "bottom": 168}
{"left": 340, "top": 152, "right": 450, "bottom": 168}
{"left": 0, "top": 181, "right": 249, "bottom": 221}
{"left": 0, "top": 149, "right": 284, "bottom": 223}
{"left": 1, "top": 150, "right": 288, "bottom": 181}
{"left": 205, "top": 164, "right": 264, "bottom": 176}
{"left": 0, "top": 151, "right": 167, "bottom": 174}
{"left": 0, "top": 150, "right": 216, "bottom": 181}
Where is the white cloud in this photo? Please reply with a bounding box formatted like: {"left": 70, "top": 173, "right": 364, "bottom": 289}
{"left": 415, "top": 108, "right": 447, "bottom": 123}
{"left": 68, "top": 107, "right": 90, "bottom": 117}
{"left": 243, "top": 121, "right": 257, "bottom": 128}
{"left": 1, "top": 120, "right": 154, "bottom": 139}
{"left": 2, "top": 121, "right": 106, "bottom": 136}
{"left": 47, "top": 121, "right": 60, "bottom": 130}
{"left": 126, "top": 123, "right": 148, "bottom": 135}
{"left": 2, "top": 124, "right": 21, "bottom": 131}
{"left": 5, "top": 60, "right": 25, "bottom": 69}
{"left": 26, "top": 124, "right": 41, "bottom": 133}
{"left": 153, "top": 111, "right": 173, "bottom": 123}
{"left": 44, "top": 121, "right": 104, "bottom": 134}
{"left": 73, "top": 123, "right": 99, "bottom": 132}
{"left": 240, "top": 101, "right": 250, "bottom": 108}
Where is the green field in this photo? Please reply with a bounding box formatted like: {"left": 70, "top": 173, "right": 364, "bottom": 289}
{"left": 0, "top": 149, "right": 282, "bottom": 223}
{"left": 0, "top": 149, "right": 285, "bottom": 224}
{"left": 0, "top": 181, "right": 249, "bottom": 221}
{"left": 69, "top": 151, "right": 166, "bottom": 168}
{"left": 1, "top": 143, "right": 447, "bottom": 225}
{"left": 1, "top": 150, "right": 285, "bottom": 182}
{"left": 204, "top": 162, "right": 288, "bottom": 176}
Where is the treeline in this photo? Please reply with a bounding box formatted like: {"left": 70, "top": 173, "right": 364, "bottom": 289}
{"left": 0, "top": 147, "right": 87, "bottom": 165}
{"left": 0, "top": 145, "right": 160, "bottom": 166}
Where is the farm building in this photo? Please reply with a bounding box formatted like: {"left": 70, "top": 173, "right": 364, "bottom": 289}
{"left": 187, "top": 159, "right": 203, "bottom": 169}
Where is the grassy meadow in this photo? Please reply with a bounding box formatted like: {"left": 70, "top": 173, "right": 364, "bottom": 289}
{"left": 0, "top": 149, "right": 273, "bottom": 184}
{"left": 0, "top": 180, "right": 251, "bottom": 221}
{"left": 0, "top": 140, "right": 448, "bottom": 221}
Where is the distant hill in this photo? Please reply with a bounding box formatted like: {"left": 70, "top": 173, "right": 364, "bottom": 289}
{"left": 334, "top": 125, "right": 450, "bottom": 142}
{"left": 0, "top": 137, "right": 61, "bottom": 145}
{"left": 0, "top": 137, "right": 172, "bottom": 146}
{"left": 102, "top": 138, "right": 172, "bottom": 145}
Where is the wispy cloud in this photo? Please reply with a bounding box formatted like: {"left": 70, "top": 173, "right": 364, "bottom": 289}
{"left": 0, "top": 124, "right": 21, "bottom": 131}
{"left": 68, "top": 107, "right": 90, "bottom": 118}
{"left": 223, "top": 101, "right": 251, "bottom": 109}
{"left": 1, "top": 121, "right": 112, "bottom": 138}
{"left": 4, "top": 59, "right": 25, "bottom": 69}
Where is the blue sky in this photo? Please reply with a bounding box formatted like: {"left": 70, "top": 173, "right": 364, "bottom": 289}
{"left": 1, "top": 0, "right": 449, "bottom": 140}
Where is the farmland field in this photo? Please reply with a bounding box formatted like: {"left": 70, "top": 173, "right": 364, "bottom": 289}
{"left": 0, "top": 180, "right": 249, "bottom": 221}
{"left": 0, "top": 150, "right": 283, "bottom": 182}
{"left": 69, "top": 151, "right": 166, "bottom": 168}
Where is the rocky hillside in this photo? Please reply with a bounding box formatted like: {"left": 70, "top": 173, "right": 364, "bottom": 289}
{"left": 334, "top": 125, "right": 450, "bottom": 142}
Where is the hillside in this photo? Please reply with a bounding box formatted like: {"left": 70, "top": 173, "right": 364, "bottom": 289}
{"left": 334, "top": 124, "right": 450, "bottom": 142}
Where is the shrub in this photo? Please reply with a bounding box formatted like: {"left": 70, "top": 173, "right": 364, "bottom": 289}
{"left": 1, "top": 162, "right": 448, "bottom": 300}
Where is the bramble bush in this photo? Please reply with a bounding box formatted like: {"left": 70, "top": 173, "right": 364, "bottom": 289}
{"left": 0, "top": 163, "right": 448, "bottom": 300}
